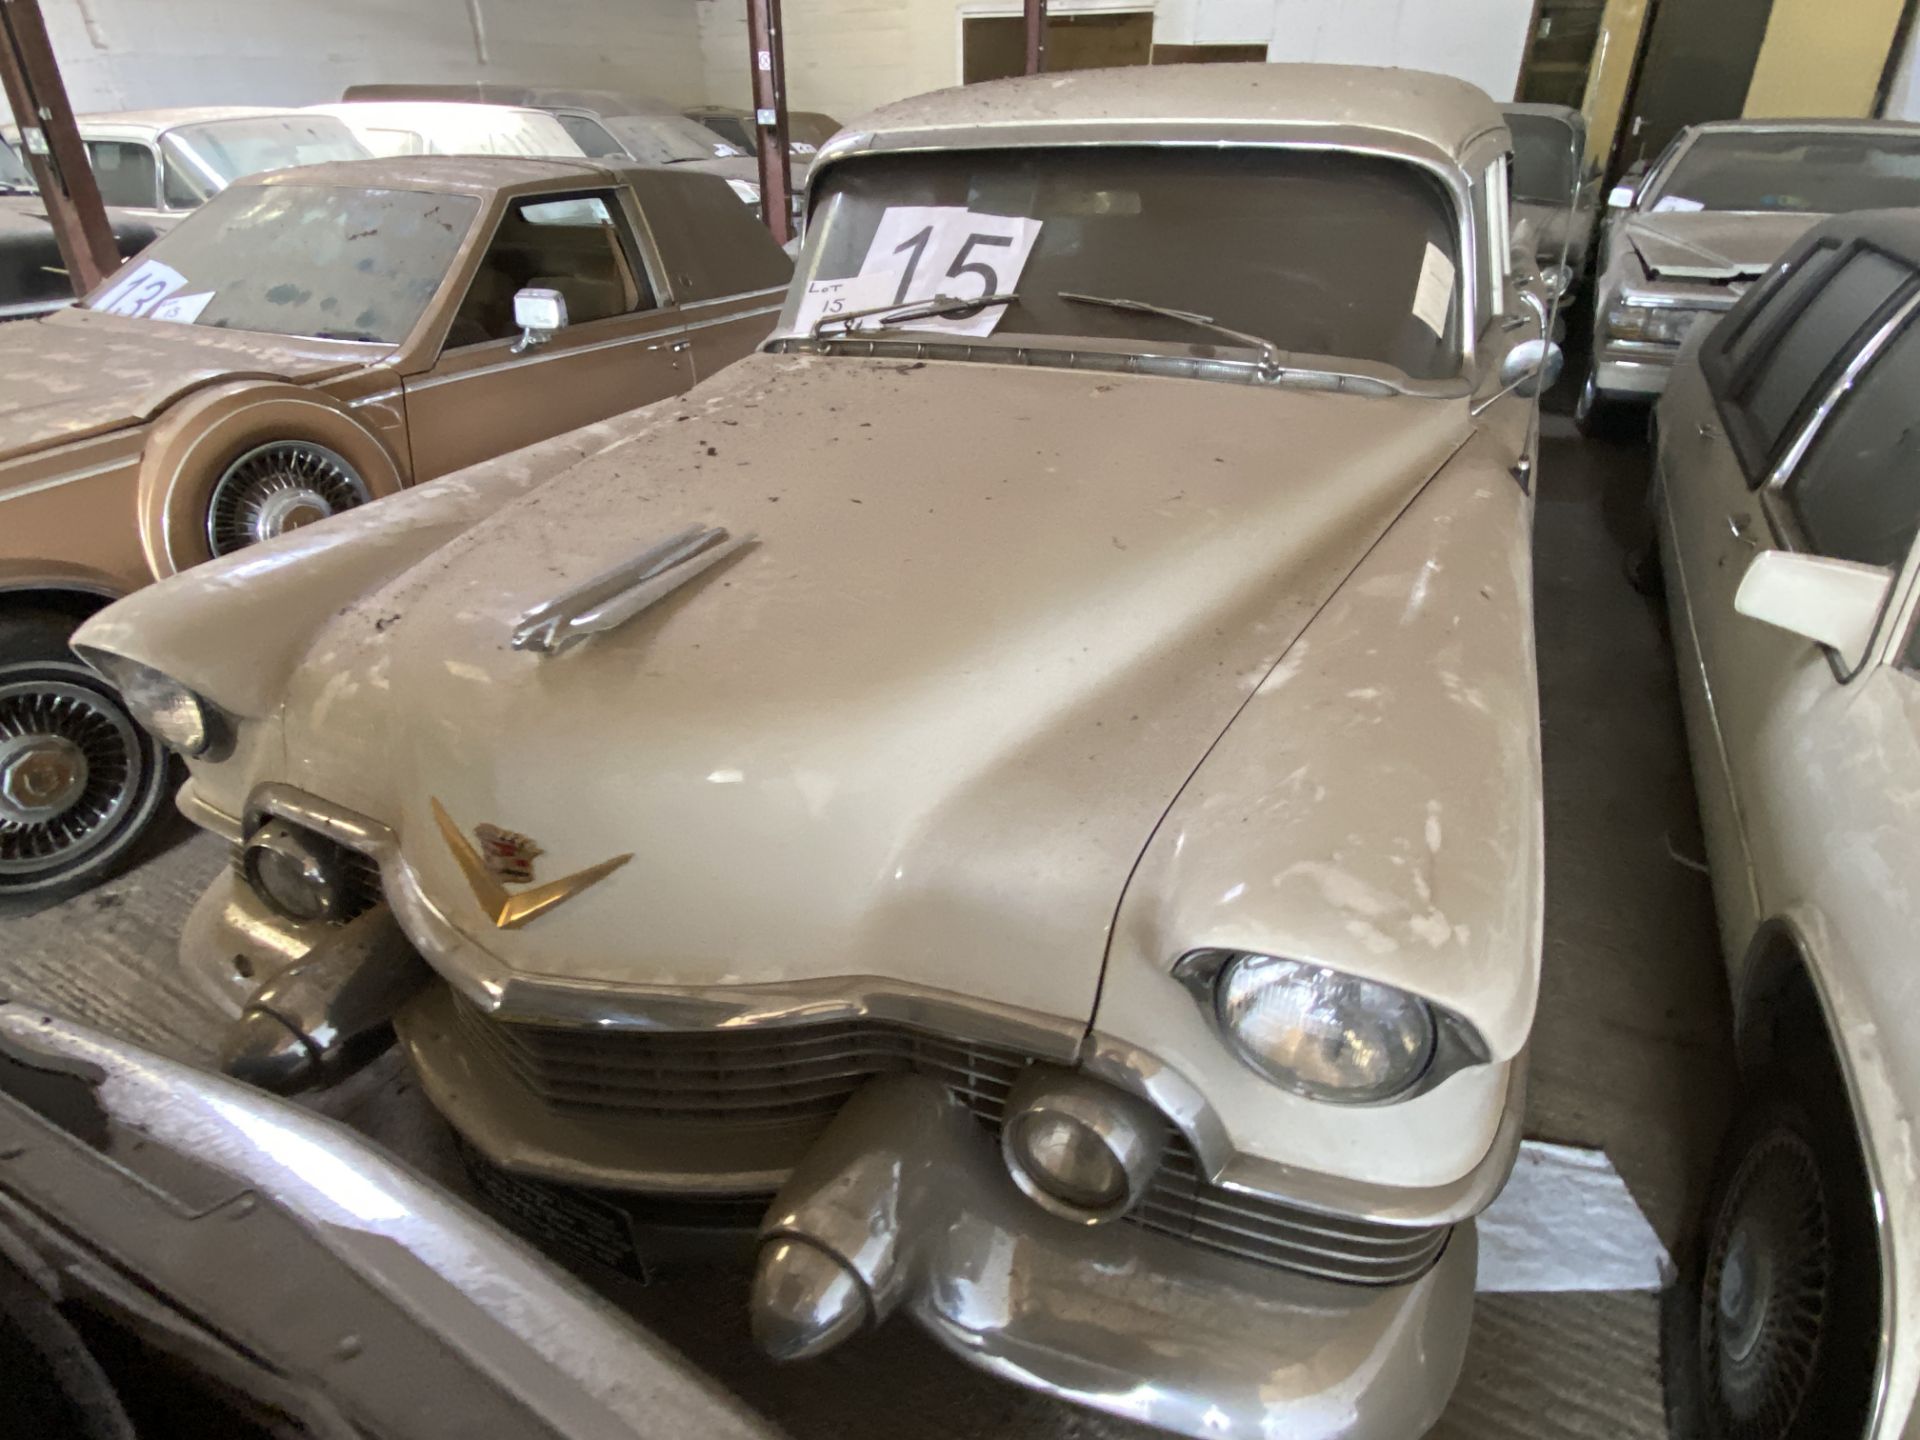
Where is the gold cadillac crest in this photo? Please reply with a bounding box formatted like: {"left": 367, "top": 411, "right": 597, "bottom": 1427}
{"left": 431, "top": 798, "right": 630, "bottom": 930}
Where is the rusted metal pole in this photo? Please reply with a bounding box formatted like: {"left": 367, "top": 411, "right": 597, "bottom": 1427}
{"left": 1024, "top": 0, "right": 1047, "bottom": 74}
{"left": 745, "top": 0, "right": 793, "bottom": 247}
{"left": 0, "top": 0, "right": 117, "bottom": 294}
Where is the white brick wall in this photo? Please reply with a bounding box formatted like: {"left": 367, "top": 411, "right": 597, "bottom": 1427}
{"left": 698, "top": 0, "right": 1531, "bottom": 130}
{"left": 39, "top": 0, "right": 710, "bottom": 113}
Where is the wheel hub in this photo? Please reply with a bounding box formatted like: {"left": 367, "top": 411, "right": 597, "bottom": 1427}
{"left": 250, "top": 484, "right": 333, "bottom": 542}
{"left": 0, "top": 732, "right": 89, "bottom": 822}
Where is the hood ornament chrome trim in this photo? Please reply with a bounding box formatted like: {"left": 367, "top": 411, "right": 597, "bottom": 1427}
{"left": 510, "top": 523, "right": 754, "bottom": 657}
{"left": 432, "top": 798, "right": 630, "bottom": 930}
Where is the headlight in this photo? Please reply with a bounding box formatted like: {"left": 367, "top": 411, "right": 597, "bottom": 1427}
{"left": 242, "top": 819, "right": 348, "bottom": 923}
{"left": 1214, "top": 954, "right": 1435, "bottom": 1103}
{"left": 1605, "top": 303, "right": 1711, "bottom": 346}
{"left": 73, "top": 648, "right": 215, "bottom": 756}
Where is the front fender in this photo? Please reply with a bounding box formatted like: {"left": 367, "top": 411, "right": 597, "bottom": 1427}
{"left": 1092, "top": 431, "right": 1543, "bottom": 1193}
{"left": 74, "top": 412, "right": 651, "bottom": 724}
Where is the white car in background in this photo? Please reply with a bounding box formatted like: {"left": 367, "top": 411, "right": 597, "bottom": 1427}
{"left": 308, "top": 101, "right": 586, "bottom": 160}
{"left": 3, "top": 107, "right": 368, "bottom": 224}
{"left": 1653, "top": 207, "right": 1920, "bottom": 1440}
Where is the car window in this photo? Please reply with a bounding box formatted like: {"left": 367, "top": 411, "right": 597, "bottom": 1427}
{"left": 446, "top": 191, "right": 651, "bottom": 348}
{"left": 554, "top": 113, "right": 626, "bottom": 159}
{"left": 1718, "top": 246, "right": 1915, "bottom": 479}
{"left": 85, "top": 141, "right": 158, "bottom": 208}
{"left": 788, "top": 146, "right": 1465, "bottom": 380}
{"left": 160, "top": 150, "right": 205, "bottom": 209}
{"left": 84, "top": 183, "right": 478, "bottom": 344}
{"left": 1783, "top": 312, "right": 1920, "bottom": 569}
{"left": 1507, "top": 114, "right": 1578, "bottom": 203}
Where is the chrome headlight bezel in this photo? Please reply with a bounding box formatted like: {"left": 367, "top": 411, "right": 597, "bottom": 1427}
{"left": 1174, "top": 950, "right": 1490, "bottom": 1106}
{"left": 73, "top": 647, "right": 229, "bottom": 759}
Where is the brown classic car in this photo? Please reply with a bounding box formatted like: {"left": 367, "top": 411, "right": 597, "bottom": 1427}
{"left": 0, "top": 153, "right": 790, "bottom": 903}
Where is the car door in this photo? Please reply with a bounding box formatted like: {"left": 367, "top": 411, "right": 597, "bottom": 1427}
{"left": 401, "top": 187, "right": 691, "bottom": 481}
{"left": 1668, "top": 271, "right": 1920, "bottom": 956}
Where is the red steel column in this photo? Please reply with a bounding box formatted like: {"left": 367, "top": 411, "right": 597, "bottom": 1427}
{"left": 0, "top": 0, "right": 117, "bottom": 294}
{"left": 746, "top": 0, "right": 793, "bottom": 247}
{"left": 1024, "top": 0, "right": 1047, "bottom": 74}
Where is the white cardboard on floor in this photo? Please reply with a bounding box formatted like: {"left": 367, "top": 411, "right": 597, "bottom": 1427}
{"left": 1474, "top": 1140, "right": 1670, "bottom": 1293}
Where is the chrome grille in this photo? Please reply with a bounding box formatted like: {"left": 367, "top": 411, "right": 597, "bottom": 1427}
{"left": 451, "top": 1002, "right": 1448, "bottom": 1286}
{"left": 453, "top": 1002, "right": 1028, "bottom": 1126}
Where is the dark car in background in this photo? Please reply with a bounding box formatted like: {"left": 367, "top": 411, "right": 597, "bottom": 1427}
{"left": 0, "top": 138, "right": 160, "bottom": 320}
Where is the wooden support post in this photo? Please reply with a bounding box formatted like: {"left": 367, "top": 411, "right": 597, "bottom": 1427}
{"left": 746, "top": 0, "right": 793, "bottom": 247}
{"left": 1024, "top": 0, "right": 1048, "bottom": 74}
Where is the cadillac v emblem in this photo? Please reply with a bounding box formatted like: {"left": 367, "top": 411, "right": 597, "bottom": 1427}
{"left": 431, "top": 798, "right": 631, "bottom": 930}
{"left": 474, "top": 823, "right": 543, "bottom": 884}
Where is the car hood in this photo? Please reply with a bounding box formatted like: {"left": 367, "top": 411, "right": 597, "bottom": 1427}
{"left": 0, "top": 306, "right": 380, "bottom": 460}
{"left": 1623, "top": 210, "right": 1822, "bottom": 281}
{"left": 277, "top": 352, "right": 1468, "bottom": 1027}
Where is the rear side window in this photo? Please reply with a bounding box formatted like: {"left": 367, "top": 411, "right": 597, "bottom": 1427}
{"left": 555, "top": 113, "right": 625, "bottom": 159}
{"left": 85, "top": 141, "right": 157, "bottom": 208}
{"left": 1784, "top": 313, "right": 1920, "bottom": 569}
{"left": 1711, "top": 244, "right": 1915, "bottom": 480}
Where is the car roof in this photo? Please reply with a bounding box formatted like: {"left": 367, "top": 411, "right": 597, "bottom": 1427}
{"left": 237, "top": 152, "right": 628, "bottom": 197}
{"left": 313, "top": 100, "right": 566, "bottom": 125}
{"left": 1684, "top": 117, "right": 1920, "bottom": 138}
{"left": 1504, "top": 101, "right": 1584, "bottom": 124}
{"left": 341, "top": 83, "right": 685, "bottom": 118}
{"left": 69, "top": 106, "right": 314, "bottom": 138}
{"left": 839, "top": 63, "right": 1506, "bottom": 165}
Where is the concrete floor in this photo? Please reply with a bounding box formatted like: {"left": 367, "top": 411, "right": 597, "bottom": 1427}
{"left": 0, "top": 413, "right": 1739, "bottom": 1440}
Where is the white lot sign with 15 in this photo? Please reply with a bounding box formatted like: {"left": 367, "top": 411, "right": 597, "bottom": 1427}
{"left": 794, "top": 206, "right": 1044, "bottom": 338}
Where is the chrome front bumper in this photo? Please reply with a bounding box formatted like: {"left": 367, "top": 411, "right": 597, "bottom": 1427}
{"left": 753, "top": 1074, "right": 1475, "bottom": 1440}
{"left": 1594, "top": 352, "right": 1674, "bottom": 401}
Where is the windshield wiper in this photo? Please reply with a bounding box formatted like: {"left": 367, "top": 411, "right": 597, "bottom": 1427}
{"left": 1058, "top": 291, "right": 1282, "bottom": 377}
{"left": 811, "top": 291, "right": 1019, "bottom": 340}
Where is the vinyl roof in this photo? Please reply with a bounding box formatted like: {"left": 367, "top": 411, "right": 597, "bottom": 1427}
{"left": 844, "top": 63, "right": 1507, "bottom": 163}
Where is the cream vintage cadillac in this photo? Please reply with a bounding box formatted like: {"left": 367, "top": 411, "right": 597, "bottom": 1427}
{"left": 75, "top": 65, "right": 1556, "bottom": 1439}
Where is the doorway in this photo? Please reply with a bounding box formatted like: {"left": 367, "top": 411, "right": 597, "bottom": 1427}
{"left": 1612, "top": 0, "right": 1778, "bottom": 175}
{"left": 1515, "top": 0, "right": 1609, "bottom": 108}
{"left": 962, "top": 11, "right": 1154, "bottom": 84}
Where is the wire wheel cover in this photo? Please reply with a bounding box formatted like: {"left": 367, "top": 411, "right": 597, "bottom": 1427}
{"left": 1702, "top": 1129, "right": 1832, "bottom": 1440}
{"left": 0, "top": 674, "right": 144, "bottom": 877}
{"left": 206, "top": 440, "right": 369, "bottom": 556}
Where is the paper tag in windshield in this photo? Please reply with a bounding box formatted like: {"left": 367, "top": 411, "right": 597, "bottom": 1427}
{"left": 850, "top": 206, "right": 1043, "bottom": 338}
{"left": 1411, "top": 242, "right": 1455, "bottom": 338}
{"left": 149, "top": 291, "right": 214, "bottom": 325}
{"left": 92, "top": 258, "right": 188, "bottom": 318}
{"left": 792, "top": 271, "right": 902, "bottom": 333}
{"left": 1651, "top": 195, "right": 1705, "bottom": 214}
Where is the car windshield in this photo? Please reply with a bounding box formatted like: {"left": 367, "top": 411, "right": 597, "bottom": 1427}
{"left": 163, "top": 116, "right": 368, "bottom": 198}
{"left": 83, "top": 183, "right": 476, "bottom": 344}
{"left": 783, "top": 146, "right": 1463, "bottom": 380}
{"left": 0, "top": 138, "right": 33, "bottom": 193}
{"left": 1509, "top": 114, "right": 1578, "bottom": 203}
{"left": 1650, "top": 130, "right": 1920, "bottom": 214}
{"left": 603, "top": 113, "right": 742, "bottom": 164}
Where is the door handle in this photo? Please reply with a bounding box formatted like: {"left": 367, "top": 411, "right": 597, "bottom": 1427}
{"left": 1697, "top": 420, "right": 1722, "bottom": 440}
{"left": 646, "top": 339, "right": 692, "bottom": 353}
{"left": 1727, "top": 511, "right": 1760, "bottom": 548}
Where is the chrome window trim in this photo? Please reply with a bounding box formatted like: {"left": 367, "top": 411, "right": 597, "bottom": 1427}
{"left": 794, "top": 136, "right": 1484, "bottom": 375}
{"left": 1751, "top": 287, "right": 1920, "bottom": 682}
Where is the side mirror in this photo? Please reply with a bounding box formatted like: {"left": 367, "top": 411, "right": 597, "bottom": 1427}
{"left": 1607, "top": 183, "right": 1637, "bottom": 210}
{"left": 511, "top": 286, "right": 567, "bottom": 354}
{"left": 1734, "top": 549, "right": 1893, "bottom": 671}
{"left": 1500, "top": 336, "right": 1564, "bottom": 397}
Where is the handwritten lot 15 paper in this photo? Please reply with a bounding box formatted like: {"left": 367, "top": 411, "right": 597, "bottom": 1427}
{"left": 794, "top": 206, "right": 1044, "bottom": 340}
